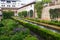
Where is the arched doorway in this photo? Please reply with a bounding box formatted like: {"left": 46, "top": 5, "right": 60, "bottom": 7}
{"left": 29, "top": 10, "right": 33, "bottom": 17}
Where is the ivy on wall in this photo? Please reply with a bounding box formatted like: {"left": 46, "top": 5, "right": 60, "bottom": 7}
{"left": 35, "top": 0, "right": 51, "bottom": 18}
{"left": 49, "top": 8, "right": 60, "bottom": 20}
{"left": 35, "top": 2, "right": 43, "bottom": 18}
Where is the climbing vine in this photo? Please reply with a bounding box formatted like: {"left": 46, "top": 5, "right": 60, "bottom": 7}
{"left": 35, "top": 2, "right": 43, "bottom": 18}
{"left": 49, "top": 8, "right": 60, "bottom": 20}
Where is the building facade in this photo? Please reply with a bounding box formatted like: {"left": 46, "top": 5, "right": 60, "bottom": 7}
{"left": 51, "top": 0, "right": 60, "bottom": 5}
{"left": 44, "top": 0, "right": 60, "bottom": 7}
{"left": 0, "top": 0, "right": 23, "bottom": 8}
{"left": 0, "top": 0, "right": 36, "bottom": 17}
{"left": 42, "top": 0, "right": 60, "bottom": 21}
{"left": 0, "top": 0, "right": 35, "bottom": 8}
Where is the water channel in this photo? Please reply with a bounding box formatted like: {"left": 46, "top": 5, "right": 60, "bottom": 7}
{"left": 24, "top": 20, "right": 60, "bottom": 33}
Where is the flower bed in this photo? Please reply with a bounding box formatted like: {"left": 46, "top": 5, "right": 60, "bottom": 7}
{"left": 0, "top": 19, "right": 38, "bottom": 40}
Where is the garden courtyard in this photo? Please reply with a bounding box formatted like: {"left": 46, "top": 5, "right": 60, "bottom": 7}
{"left": 0, "top": 0, "right": 60, "bottom": 40}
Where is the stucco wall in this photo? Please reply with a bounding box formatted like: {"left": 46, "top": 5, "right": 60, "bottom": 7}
{"left": 41, "top": 5, "right": 60, "bottom": 21}
{"left": 17, "top": 4, "right": 36, "bottom": 17}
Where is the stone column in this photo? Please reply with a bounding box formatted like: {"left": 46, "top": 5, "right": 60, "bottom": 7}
{"left": 33, "top": 9, "right": 35, "bottom": 18}
{"left": 14, "top": 10, "right": 18, "bottom": 16}
{"left": 41, "top": 7, "right": 51, "bottom": 21}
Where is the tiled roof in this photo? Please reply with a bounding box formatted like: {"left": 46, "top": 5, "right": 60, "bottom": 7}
{"left": 1, "top": 1, "right": 35, "bottom": 10}
{"left": 18, "top": 1, "right": 35, "bottom": 9}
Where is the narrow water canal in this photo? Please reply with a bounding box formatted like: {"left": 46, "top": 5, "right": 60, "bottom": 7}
{"left": 16, "top": 18, "right": 60, "bottom": 40}
{"left": 24, "top": 20, "right": 60, "bottom": 33}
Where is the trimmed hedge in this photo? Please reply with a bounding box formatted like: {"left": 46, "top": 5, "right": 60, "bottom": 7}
{"left": 13, "top": 18, "right": 60, "bottom": 40}
{"left": 18, "top": 11, "right": 27, "bottom": 18}
{"left": 2, "top": 11, "right": 14, "bottom": 19}
{"left": 49, "top": 9, "right": 60, "bottom": 20}
{"left": 27, "top": 18, "right": 60, "bottom": 26}
{"left": 24, "top": 35, "right": 38, "bottom": 40}
{"left": 0, "top": 21, "right": 4, "bottom": 27}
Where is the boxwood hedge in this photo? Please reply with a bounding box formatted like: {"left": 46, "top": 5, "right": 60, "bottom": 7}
{"left": 13, "top": 18, "right": 60, "bottom": 40}
{"left": 27, "top": 18, "right": 60, "bottom": 27}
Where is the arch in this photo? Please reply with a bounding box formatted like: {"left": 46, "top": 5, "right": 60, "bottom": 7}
{"left": 29, "top": 10, "right": 33, "bottom": 17}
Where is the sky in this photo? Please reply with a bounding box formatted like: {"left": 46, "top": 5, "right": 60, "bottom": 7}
{"left": 37, "top": 0, "right": 42, "bottom": 1}
{"left": 21, "top": 0, "right": 42, "bottom": 4}
{"left": 21, "top": 0, "right": 36, "bottom": 4}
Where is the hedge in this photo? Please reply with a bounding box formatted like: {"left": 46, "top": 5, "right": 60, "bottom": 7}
{"left": 0, "top": 19, "right": 38, "bottom": 40}
{"left": 27, "top": 18, "right": 60, "bottom": 26}
{"left": 13, "top": 18, "right": 60, "bottom": 40}
{"left": 18, "top": 11, "right": 27, "bottom": 18}
{"left": 2, "top": 11, "right": 14, "bottom": 19}
{"left": 24, "top": 35, "right": 38, "bottom": 40}
{"left": 0, "top": 21, "right": 4, "bottom": 27}
{"left": 49, "top": 9, "right": 60, "bottom": 20}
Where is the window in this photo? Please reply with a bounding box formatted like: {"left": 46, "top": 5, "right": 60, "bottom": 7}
{"left": 1, "top": 5, "right": 5, "bottom": 7}
{"left": 12, "top": 1, "right": 16, "bottom": 2}
{"left": 1, "top": 0, "right": 5, "bottom": 1}
{"left": 12, "top": 1, "right": 16, "bottom": 5}
{"left": 7, "top": 1, "right": 11, "bottom": 3}
{"left": 21, "top": 3, "right": 25, "bottom": 5}
{"left": 31, "top": 5, "right": 33, "bottom": 7}
{"left": 7, "top": 5, "right": 10, "bottom": 7}
{"left": 12, "top": 5, "right": 15, "bottom": 7}
{"left": 12, "top": 2, "right": 16, "bottom": 4}
{"left": 1, "top": 2, "right": 5, "bottom": 4}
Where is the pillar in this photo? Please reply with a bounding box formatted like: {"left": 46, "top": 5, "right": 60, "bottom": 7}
{"left": 14, "top": 10, "right": 18, "bottom": 16}
{"left": 41, "top": 7, "right": 51, "bottom": 21}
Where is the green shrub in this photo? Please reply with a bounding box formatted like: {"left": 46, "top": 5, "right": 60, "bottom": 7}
{"left": 0, "top": 21, "right": 4, "bottom": 27}
{"left": 1, "top": 19, "right": 17, "bottom": 31}
{"left": 11, "top": 32, "right": 24, "bottom": 40}
{"left": 22, "top": 11, "right": 27, "bottom": 17}
{"left": 2, "top": 11, "right": 14, "bottom": 19}
{"left": 0, "top": 19, "right": 33, "bottom": 40}
{"left": 0, "top": 35, "right": 10, "bottom": 40}
{"left": 11, "top": 30, "right": 30, "bottom": 40}
{"left": 18, "top": 12, "right": 23, "bottom": 18}
{"left": 14, "top": 19, "right": 60, "bottom": 40}
{"left": 18, "top": 11, "right": 27, "bottom": 18}
{"left": 35, "top": 2, "right": 43, "bottom": 18}
{"left": 49, "top": 8, "right": 60, "bottom": 20}
{"left": 24, "top": 35, "right": 38, "bottom": 40}
{"left": 28, "top": 18, "right": 60, "bottom": 26}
